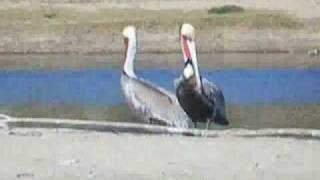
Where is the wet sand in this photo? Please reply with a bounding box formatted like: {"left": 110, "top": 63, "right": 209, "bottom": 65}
{"left": 2, "top": 103, "right": 320, "bottom": 130}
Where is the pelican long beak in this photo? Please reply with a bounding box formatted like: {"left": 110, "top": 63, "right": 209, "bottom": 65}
{"left": 181, "top": 36, "right": 201, "bottom": 92}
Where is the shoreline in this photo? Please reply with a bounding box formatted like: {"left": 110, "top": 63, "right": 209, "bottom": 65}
{"left": 2, "top": 103, "right": 320, "bottom": 129}
{"left": 0, "top": 53, "right": 319, "bottom": 70}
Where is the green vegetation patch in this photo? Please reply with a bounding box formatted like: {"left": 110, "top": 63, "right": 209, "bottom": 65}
{"left": 207, "top": 10, "right": 302, "bottom": 29}
{"left": 208, "top": 5, "right": 245, "bottom": 14}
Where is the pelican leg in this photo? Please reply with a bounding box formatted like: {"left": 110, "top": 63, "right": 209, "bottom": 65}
{"left": 206, "top": 119, "right": 212, "bottom": 130}
{"left": 194, "top": 122, "right": 198, "bottom": 129}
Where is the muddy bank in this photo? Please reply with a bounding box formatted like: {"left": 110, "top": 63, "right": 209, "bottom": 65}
{"left": 0, "top": 53, "right": 319, "bottom": 70}
{"left": 2, "top": 103, "right": 320, "bottom": 129}
{"left": 1, "top": 27, "right": 320, "bottom": 54}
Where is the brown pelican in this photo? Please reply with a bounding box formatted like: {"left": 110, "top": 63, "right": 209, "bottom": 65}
{"left": 174, "top": 23, "right": 229, "bottom": 129}
{"left": 120, "top": 26, "right": 194, "bottom": 128}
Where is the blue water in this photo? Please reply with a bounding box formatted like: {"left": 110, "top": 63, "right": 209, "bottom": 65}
{"left": 0, "top": 69, "right": 319, "bottom": 106}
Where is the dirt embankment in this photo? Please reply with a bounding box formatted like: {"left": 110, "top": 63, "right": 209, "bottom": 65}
{"left": 0, "top": 0, "right": 319, "bottom": 54}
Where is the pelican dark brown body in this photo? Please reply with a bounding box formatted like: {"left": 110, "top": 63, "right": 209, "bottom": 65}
{"left": 176, "top": 77, "right": 213, "bottom": 123}
{"left": 174, "top": 23, "right": 229, "bottom": 129}
{"left": 175, "top": 75, "right": 229, "bottom": 128}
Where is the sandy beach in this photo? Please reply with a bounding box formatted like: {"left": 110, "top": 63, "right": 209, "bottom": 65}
{"left": 1, "top": 118, "right": 320, "bottom": 180}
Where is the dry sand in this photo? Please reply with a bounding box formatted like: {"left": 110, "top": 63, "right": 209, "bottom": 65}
{"left": 0, "top": 126, "right": 320, "bottom": 180}
{"left": 0, "top": 118, "right": 320, "bottom": 179}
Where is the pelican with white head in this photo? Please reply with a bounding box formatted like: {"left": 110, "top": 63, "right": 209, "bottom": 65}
{"left": 180, "top": 23, "right": 201, "bottom": 92}
{"left": 122, "top": 26, "right": 137, "bottom": 78}
{"left": 175, "top": 23, "right": 229, "bottom": 129}
{"left": 120, "top": 25, "right": 194, "bottom": 128}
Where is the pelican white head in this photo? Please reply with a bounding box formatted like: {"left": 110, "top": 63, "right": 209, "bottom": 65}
{"left": 122, "top": 26, "right": 136, "bottom": 40}
{"left": 180, "top": 23, "right": 201, "bottom": 92}
{"left": 122, "top": 26, "right": 137, "bottom": 78}
{"left": 181, "top": 23, "right": 195, "bottom": 41}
